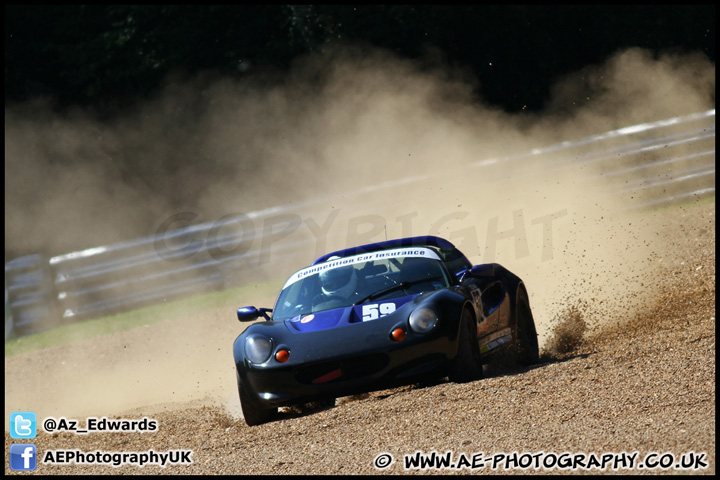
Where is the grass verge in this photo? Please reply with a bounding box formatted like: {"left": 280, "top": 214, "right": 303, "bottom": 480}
{"left": 4, "top": 279, "right": 280, "bottom": 358}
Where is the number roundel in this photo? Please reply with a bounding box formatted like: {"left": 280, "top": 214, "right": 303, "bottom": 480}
{"left": 361, "top": 303, "right": 396, "bottom": 321}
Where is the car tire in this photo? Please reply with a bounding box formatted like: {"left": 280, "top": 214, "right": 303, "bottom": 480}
{"left": 513, "top": 284, "right": 539, "bottom": 365}
{"left": 238, "top": 373, "right": 277, "bottom": 426}
{"left": 448, "top": 308, "right": 484, "bottom": 382}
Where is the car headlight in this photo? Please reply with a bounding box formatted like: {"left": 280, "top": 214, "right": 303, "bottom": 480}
{"left": 245, "top": 334, "right": 273, "bottom": 364}
{"left": 409, "top": 307, "right": 439, "bottom": 334}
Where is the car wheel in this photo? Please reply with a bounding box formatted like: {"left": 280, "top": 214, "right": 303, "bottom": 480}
{"left": 448, "top": 308, "right": 484, "bottom": 382}
{"left": 513, "top": 284, "right": 539, "bottom": 365}
{"left": 238, "top": 373, "right": 277, "bottom": 426}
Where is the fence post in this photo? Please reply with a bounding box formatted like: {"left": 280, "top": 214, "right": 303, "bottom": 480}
{"left": 4, "top": 279, "right": 13, "bottom": 341}
{"left": 4, "top": 254, "right": 58, "bottom": 337}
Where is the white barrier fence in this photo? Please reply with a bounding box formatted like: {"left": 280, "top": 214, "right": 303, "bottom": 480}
{"left": 4, "top": 110, "right": 715, "bottom": 339}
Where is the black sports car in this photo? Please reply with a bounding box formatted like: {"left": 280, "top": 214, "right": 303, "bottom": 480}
{"left": 233, "top": 235, "right": 539, "bottom": 425}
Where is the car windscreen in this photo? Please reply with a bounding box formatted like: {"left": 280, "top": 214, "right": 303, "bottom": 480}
{"left": 272, "top": 247, "right": 450, "bottom": 321}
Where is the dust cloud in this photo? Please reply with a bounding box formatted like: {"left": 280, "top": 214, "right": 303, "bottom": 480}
{"left": 4, "top": 45, "right": 715, "bottom": 425}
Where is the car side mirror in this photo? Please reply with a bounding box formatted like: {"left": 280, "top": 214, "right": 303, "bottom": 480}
{"left": 465, "top": 264, "right": 495, "bottom": 279}
{"left": 237, "top": 306, "right": 273, "bottom": 322}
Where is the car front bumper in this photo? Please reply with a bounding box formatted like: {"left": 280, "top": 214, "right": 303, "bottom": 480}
{"left": 236, "top": 314, "right": 461, "bottom": 407}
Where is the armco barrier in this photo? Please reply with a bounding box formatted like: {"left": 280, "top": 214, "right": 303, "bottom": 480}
{"left": 4, "top": 110, "right": 715, "bottom": 339}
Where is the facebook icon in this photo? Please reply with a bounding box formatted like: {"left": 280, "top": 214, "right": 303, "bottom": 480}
{"left": 10, "top": 444, "right": 37, "bottom": 471}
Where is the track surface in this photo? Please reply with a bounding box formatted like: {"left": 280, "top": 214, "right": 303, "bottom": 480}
{"left": 5, "top": 203, "right": 715, "bottom": 475}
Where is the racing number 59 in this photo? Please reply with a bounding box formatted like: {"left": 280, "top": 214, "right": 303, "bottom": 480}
{"left": 362, "top": 303, "right": 397, "bottom": 321}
